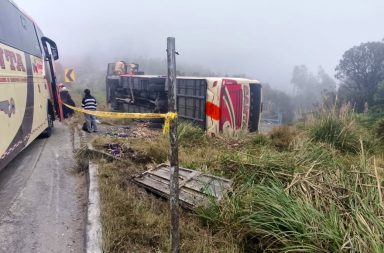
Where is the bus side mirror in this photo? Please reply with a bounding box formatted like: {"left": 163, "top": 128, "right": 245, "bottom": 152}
{"left": 41, "top": 37, "right": 59, "bottom": 61}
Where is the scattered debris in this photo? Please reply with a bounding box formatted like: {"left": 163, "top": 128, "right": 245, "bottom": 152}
{"left": 93, "top": 142, "right": 152, "bottom": 164}
{"left": 102, "top": 126, "right": 131, "bottom": 138}
{"left": 117, "top": 133, "right": 129, "bottom": 138}
{"left": 105, "top": 143, "right": 121, "bottom": 157}
{"left": 100, "top": 123, "right": 160, "bottom": 139}
{"left": 133, "top": 164, "right": 232, "bottom": 210}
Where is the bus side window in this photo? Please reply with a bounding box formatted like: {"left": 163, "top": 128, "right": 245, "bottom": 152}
{"left": 0, "top": 0, "right": 23, "bottom": 49}
{"left": 18, "top": 13, "right": 41, "bottom": 56}
{"left": 0, "top": 14, "right": 4, "bottom": 40}
{"left": 34, "top": 25, "right": 44, "bottom": 57}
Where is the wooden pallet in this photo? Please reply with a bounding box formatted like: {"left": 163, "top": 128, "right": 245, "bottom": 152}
{"left": 133, "top": 164, "right": 232, "bottom": 210}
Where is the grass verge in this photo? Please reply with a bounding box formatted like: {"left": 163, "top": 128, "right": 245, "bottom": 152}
{"left": 93, "top": 108, "right": 384, "bottom": 252}
{"left": 98, "top": 159, "right": 240, "bottom": 252}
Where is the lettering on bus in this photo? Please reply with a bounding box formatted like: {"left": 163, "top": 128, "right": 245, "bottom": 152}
{"left": 0, "top": 47, "right": 26, "bottom": 72}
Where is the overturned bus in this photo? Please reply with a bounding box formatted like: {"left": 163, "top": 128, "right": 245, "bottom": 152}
{"left": 106, "top": 63, "right": 262, "bottom": 136}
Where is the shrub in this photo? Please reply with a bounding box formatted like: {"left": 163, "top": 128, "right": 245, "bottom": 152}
{"left": 310, "top": 116, "right": 360, "bottom": 153}
{"left": 375, "top": 118, "right": 384, "bottom": 140}
{"left": 177, "top": 122, "right": 205, "bottom": 145}
{"left": 199, "top": 150, "right": 384, "bottom": 252}
{"left": 249, "top": 134, "right": 271, "bottom": 146}
{"left": 199, "top": 180, "right": 346, "bottom": 252}
{"left": 307, "top": 106, "right": 369, "bottom": 154}
{"left": 269, "top": 125, "right": 295, "bottom": 151}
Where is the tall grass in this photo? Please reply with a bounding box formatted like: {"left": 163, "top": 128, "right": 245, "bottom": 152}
{"left": 177, "top": 121, "right": 205, "bottom": 146}
{"left": 197, "top": 107, "right": 384, "bottom": 252}
{"left": 375, "top": 119, "right": 384, "bottom": 140}
{"left": 199, "top": 147, "right": 384, "bottom": 252}
{"left": 307, "top": 105, "right": 362, "bottom": 153}
{"left": 269, "top": 126, "right": 295, "bottom": 151}
{"left": 98, "top": 159, "right": 241, "bottom": 253}
{"left": 200, "top": 181, "right": 348, "bottom": 252}
{"left": 93, "top": 109, "right": 384, "bottom": 252}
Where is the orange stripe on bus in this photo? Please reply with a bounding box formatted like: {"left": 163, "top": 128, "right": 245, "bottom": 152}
{"left": 206, "top": 101, "right": 220, "bottom": 120}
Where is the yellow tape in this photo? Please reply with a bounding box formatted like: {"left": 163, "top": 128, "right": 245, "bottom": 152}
{"left": 62, "top": 103, "right": 177, "bottom": 134}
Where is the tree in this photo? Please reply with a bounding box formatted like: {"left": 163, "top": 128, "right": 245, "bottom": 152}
{"left": 291, "top": 65, "right": 336, "bottom": 112}
{"left": 318, "top": 67, "right": 336, "bottom": 93}
{"left": 374, "top": 80, "right": 384, "bottom": 107}
{"left": 262, "top": 83, "right": 294, "bottom": 123}
{"left": 335, "top": 41, "right": 384, "bottom": 112}
{"left": 291, "top": 65, "right": 317, "bottom": 93}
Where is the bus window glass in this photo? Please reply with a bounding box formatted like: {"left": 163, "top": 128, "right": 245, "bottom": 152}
{"left": 34, "top": 25, "right": 44, "bottom": 55}
{"left": 0, "top": 16, "right": 3, "bottom": 40}
{"left": 0, "top": 0, "right": 23, "bottom": 49}
{"left": 19, "top": 13, "right": 41, "bottom": 56}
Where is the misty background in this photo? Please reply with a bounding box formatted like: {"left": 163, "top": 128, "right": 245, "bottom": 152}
{"left": 15, "top": 0, "right": 383, "bottom": 88}
{"left": 13, "top": 0, "right": 384, "bottom": 122}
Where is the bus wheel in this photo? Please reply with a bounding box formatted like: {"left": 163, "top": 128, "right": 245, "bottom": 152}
{"left": 40, "top": 109, "right": 53, "bottom": 138}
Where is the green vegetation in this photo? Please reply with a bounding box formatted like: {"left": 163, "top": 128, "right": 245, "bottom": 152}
{"left": 198, "top": 142, "right": 384, "bottom": 252}
{"left": 269, "top": 125, "right": 295, "bottom": 151}
{"left": 376, "top": 119, "right": 384, "bottom": 140}
{"left": 92, "top": 108, "right": 384, "bottom": 252}
{"left": 336, "top": 41, "right": 384, "bottom": 112}
{"left": 177, "top": 121, "right": 205, "bottom": 146}
{"left": 308, "top": 106, "right": 364, "bottom": 154}
{"left": 98, "top": 160, "right": 238, "bottom": 253}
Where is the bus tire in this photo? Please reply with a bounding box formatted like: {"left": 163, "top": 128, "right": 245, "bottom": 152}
{"left": 40, "top": 102, "right": 54, "bottom": 138}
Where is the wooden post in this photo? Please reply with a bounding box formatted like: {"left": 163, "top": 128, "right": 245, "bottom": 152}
{"left": 167, "top": 37, "right": 180, "bottom": 253}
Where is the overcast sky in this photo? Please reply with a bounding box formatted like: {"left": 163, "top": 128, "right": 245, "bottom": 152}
{"left": 15, "top": 0, "right": 384, "bottom": 91}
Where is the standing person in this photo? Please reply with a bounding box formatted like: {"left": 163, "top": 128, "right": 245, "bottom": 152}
{"left": 82, "top": 89, "right": 98, "bottom": 133}
{"left": 60, "top": 87, "right": 76, "bottom": 118}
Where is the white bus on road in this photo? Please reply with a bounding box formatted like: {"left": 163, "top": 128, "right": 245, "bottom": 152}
{"left": 0, "top": 0, "right": 60, "bottom": 170}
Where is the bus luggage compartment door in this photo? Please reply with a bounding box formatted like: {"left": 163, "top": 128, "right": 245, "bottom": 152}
{"left": 219, "top": 80, "right": 243, "bottom": 134}
{"left": 176, "top": 79, "right": 207, "bottom": 129}
{"left": 249, "top": 83, "right": 262, "bottom": 132}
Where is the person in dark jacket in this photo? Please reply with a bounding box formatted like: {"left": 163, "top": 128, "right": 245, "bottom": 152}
{"left": 60, "top": 87, "right": 75, "bottom": 118}
{"left": 82, "top": 89, "right": 98, "bottom": 133}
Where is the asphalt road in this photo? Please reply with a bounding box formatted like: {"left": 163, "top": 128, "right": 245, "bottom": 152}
{"left": 0, "top": 123, "right": 86, "bottom": 253}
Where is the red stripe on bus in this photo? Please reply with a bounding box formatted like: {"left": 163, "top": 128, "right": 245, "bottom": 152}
{"left": 10, "top": 77, "right": 27, "bottom": 82}
{"left": 0, "top": 76, "right": 28, "bottom": 83}
{"left": 206, "top": 101, "right": 220, "bottom": 120}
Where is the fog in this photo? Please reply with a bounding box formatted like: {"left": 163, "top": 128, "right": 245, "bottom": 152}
{"left": 15, "top": 0, "right": 384, "bottom": 91}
